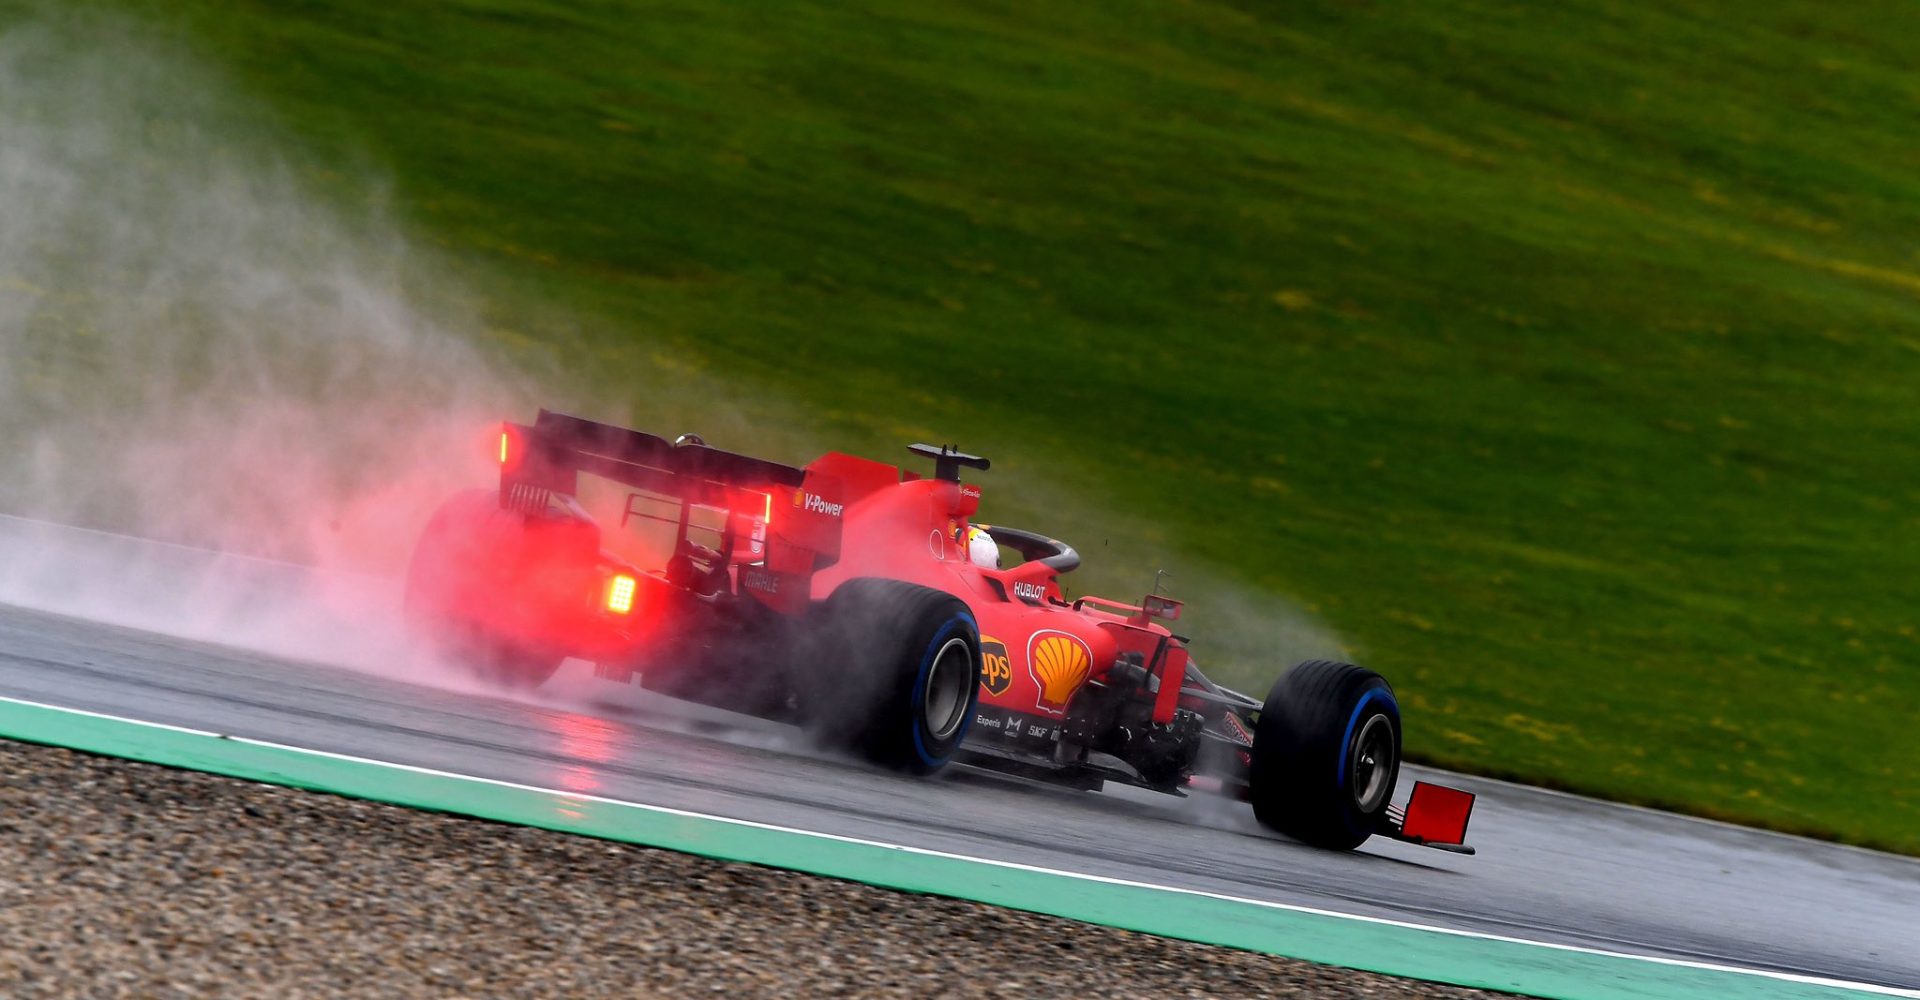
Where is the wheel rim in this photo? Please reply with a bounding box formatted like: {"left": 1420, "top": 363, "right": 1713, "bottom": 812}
{"left": 922, "top": 636, "right": 974, "bottom": 742}
{"left": 1348, "top": 713, "right": 1395, "bottom": 813}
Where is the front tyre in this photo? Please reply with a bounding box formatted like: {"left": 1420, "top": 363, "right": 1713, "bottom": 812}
{"left": 805, "top": 579, "right": 981, "bottom": 774}
{"left": 1249, "top": 660, "right": 1401, "bottom": 850}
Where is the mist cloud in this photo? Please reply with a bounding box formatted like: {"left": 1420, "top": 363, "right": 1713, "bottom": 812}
{"left": 0, "top": 10, "right": 531, "bottom": 575}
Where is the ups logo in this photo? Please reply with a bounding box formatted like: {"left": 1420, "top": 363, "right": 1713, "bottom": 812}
{"left": 979, "top": 636, "right": 1012, "bottom": 696}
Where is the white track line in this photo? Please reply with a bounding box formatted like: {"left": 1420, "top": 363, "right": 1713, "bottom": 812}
{"left": 6, "top": 693, "right": 1914, "bottom": 999}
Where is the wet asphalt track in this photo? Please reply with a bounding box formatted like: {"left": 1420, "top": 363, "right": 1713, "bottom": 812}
{"left": 0, "top": 517, "right": 1914, "bottom": 991}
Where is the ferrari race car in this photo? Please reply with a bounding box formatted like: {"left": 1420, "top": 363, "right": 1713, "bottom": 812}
{"left": 404, "top": 410, "right": 1476, "bottom": 853}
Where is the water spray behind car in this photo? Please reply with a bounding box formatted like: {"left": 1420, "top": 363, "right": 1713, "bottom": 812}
{"left": 0, "top": 11, "right": 531, "bottom": 680}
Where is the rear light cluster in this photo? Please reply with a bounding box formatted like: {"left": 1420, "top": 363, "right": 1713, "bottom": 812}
{"left": 606, "top": 574, "right": 637, "bottom": 615}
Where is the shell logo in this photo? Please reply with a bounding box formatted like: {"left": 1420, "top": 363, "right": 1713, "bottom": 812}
{"left": 1026, "top": 631, "right": 1092, "bottom": 715}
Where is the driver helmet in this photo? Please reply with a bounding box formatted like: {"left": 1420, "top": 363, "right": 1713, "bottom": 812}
{"left": 962, "top": 524, "right": 1000, "bottom": 569}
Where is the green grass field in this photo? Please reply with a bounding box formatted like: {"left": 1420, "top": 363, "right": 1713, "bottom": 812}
{"left": 28, "top": 0, "right": 1920, "bottom": 850}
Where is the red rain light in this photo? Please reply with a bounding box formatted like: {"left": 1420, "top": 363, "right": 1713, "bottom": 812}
{"left": 605, "top": 574, "right": 637, "bottom": 615}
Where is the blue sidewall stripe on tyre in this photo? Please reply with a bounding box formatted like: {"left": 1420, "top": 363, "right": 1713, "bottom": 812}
{"left": 1336, "top": 688, "right": 1395, "bottom": 788}
{"left": 910, "top": 610, "right": 977, "bottom": 769}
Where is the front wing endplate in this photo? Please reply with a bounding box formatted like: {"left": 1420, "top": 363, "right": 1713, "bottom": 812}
{"left": 1379, "top": 781, "right": 1477, "bottom": 855}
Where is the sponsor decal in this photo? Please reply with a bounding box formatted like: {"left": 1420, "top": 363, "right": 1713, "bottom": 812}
{"left": 801, "top": 492, "right": 844, "bottom": 517}
{"left": 960, "top": 484, "right": 982, "bottom": 500}
{"left": 1026, "top": 631, "right": 1093, "bottom": 715}
{"left": 979, "top": 635, "right": 1012, "bottom": 696}
{"left": 741, "top": 566, "right": 779, "bottom": 595}
{"left": 985, "top": 708, "right": 1057, "bottom": 742}
{"left": 746, "top": 517, "right": 767, "bottom": 557}
{"left": 1012, "top": 581, "right": 1047, "bottom": 605}
{"left": 1222, "top": 711, "right": 1254, "bottom": 747}
{"left": 791, "top": 488, "right": 805, "bottom": 508}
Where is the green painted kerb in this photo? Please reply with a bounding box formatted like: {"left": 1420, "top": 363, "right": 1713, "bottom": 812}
{"left": 0, "top": 698, "right": 1889, "bottom": 1000}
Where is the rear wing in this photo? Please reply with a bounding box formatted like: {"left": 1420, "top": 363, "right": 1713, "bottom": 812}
{"left": 502, "top": 410, "right": 806, "bottom": 507}
{"left": 498, "top": 411, "right": 840, "bottom": 603}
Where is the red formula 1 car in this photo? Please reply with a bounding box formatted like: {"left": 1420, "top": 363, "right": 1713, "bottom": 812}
{"left": 405, "top": 410, "right": 1475, "bottom": 853}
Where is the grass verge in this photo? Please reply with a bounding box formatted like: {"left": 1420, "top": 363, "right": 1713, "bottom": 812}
{"left": 19, "top": 0, "right": 1920, "bottom": 852}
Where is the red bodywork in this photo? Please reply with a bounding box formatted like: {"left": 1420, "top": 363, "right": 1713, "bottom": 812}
{"left": 803, "top": 451, "right": 1183, "bottom": 734}
{"left": 410, "top": 411, "right": 1475, "bottom": 853}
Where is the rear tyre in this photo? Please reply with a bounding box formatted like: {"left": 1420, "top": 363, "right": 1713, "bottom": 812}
{"left": 403, "top": 489, "right": 566, "bottom": 691}
{"left": 446, "top": 627, "right": 564, "bottom": 691}
{"left": 1248, "top": 659, "right": 1401, "bottom": 850}
{"left": 403, "top": 490, "right": 503, "bottom": 622}
{"left": 804, "top": 578, "right": 981, "bottom": 774}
